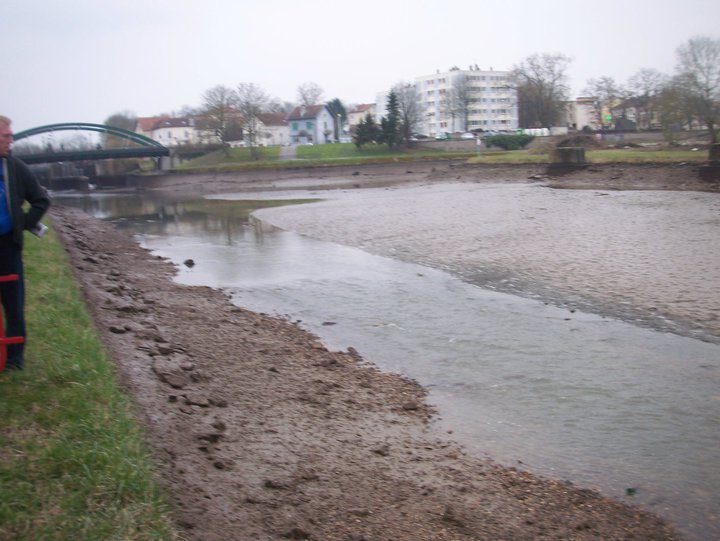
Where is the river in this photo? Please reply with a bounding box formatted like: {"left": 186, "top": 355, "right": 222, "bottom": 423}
{"left": 55, "top": 181, "right": 720, "bottom": 540}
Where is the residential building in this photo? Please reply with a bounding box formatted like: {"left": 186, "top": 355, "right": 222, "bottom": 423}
{"left": 610, "top": 97, "right": 663, "bottom": 131}
{"left": 287, "top": 105, "right": 336, "bottom": 144}
{"left": 255, "top": 112, "right": 290, "bottom": 146}
{"left": 135, "top": 116, "right": 166, "bottom": 139}
{"left": 412, "top": 66, "right": 518, "bottom": 136}
{"left": 564, "top": 97, "right": 601, "bottom": 131}
{"left": 347, "top": 104, "right": 376, "bottom": 130}
{"left": 134, "top": 116, "right": 198, "bottom": 147}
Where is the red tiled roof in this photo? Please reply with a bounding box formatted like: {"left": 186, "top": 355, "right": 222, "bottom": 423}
{"left": 136, "top": 116, "right": 167, "bottom": 132}
{"left": 351, "top": 104, "right": 373, "bottom": 113}
{"left": 155, "top": 118, "right": 192, "bottom": 128}
{"left": 288, "top": 105, "right": 327, "bottom": 120}
{"left": 256, "top": 112, "right": 288, "bottom": 126}
{"left": 135, "top": 116, "right": 193, "bottom": 131}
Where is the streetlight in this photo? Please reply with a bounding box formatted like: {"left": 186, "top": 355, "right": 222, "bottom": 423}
{"left": 336, "top": 113, "right": 342, "bottom": 142}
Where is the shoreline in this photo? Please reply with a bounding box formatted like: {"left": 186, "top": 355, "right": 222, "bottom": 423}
{"left": 127, "top": 160, "right": 719, "bottom": 198}
{"left": 46, "top": 161, "right": 699, "bottom": 540}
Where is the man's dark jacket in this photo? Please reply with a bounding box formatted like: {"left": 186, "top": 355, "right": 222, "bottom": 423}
{"left": 2, "top": 155, "right": 51, "bottom": 247}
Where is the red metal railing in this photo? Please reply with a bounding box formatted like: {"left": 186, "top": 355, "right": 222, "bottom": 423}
{"left": 0, "top": 274, "right": 25, "bottom": 372}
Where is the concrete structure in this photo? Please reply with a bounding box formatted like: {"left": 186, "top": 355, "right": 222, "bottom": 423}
{"left": 413, "top": 66, "right": 518, "bottom": 137}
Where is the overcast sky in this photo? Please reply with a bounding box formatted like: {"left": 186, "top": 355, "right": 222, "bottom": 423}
{"left": 3, "top": 0, "right": 719, "bottom": 132}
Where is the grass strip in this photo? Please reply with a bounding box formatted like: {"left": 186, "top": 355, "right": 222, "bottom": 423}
{"left": 0, "top": 225, "right": 179, "bottom": 541}
{"left": 175, "top": 143, "right": 708, "bottom": 172}
{"left": 468, "top": 148, "right": 708, "bottom": 165}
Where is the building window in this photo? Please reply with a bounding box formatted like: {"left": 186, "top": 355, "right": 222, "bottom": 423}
{"left": 306, "top": 121, "right": 313, "bottom": 130}
{"left": 292, "top": 122, "right": 299, "bottom": 131}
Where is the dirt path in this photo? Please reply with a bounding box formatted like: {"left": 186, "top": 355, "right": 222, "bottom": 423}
{"left": 46, "top": 162, "right": 700, "bottom": 541}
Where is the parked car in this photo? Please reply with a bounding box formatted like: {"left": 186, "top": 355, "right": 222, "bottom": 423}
{"left": 434, "top": 132, "right": 450, "bottom": 140}
{"left": 460, "top": 132, "right": 476, "bottom": 140}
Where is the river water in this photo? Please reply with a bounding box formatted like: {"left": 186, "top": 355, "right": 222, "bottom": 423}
{"left": 55, "top": 183, "right": 720, "bottom": 540}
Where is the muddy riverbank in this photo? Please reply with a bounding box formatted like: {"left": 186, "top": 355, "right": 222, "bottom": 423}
{"left": 46, "top": 161, "right": 708, "bottom": 540}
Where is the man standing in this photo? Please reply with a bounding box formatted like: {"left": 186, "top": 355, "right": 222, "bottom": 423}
{"left": 0, "top": 115, "right": 50, "bottom": 371}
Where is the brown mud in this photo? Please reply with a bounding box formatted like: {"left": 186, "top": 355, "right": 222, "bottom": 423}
{"left": 48, "top": 161, "right": 706, "bottom": 540}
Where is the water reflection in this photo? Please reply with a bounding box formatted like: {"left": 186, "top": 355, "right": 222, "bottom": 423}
{"left": 54, "top": 191, "right": 720, "bottom": 541}
{"left": 58, "top": 191, "right": 317, "bottom": 244}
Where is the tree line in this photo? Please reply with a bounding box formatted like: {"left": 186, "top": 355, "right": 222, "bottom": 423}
{"left": 104, "top": 35, "right": 720, "bottom": 151}
{"left": 513, "top": 35, "right": 720, "bottom": 143}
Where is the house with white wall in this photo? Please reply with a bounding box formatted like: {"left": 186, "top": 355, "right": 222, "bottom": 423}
{"left": 256, "top": 112, "right": 289, "bottom": 146}
{"left": 287, "top": 105, "right": 336, "bottom": 144}
{"left": 347, "top": 104, "right": 376, "bottom": 131}
{"left": 565, "top": 97, "right": 601, "bottom": 131}
{"left": 135, "top": 116, "right": 165, "bottom": 139}
{"left": 135, "top": 116, "right": 198, "bottom": 147}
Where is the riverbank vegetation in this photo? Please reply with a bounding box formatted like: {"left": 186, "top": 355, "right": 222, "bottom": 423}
{"left": 0, "top": 227, "right": 178, "bottom": 540}
{"left": 172, "top": 141, "right": 709, "bottom": 173}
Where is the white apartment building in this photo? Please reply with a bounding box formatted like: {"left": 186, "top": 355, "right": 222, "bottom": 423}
{"left": 414, "top": 66, "right": 518, "bottom": 136}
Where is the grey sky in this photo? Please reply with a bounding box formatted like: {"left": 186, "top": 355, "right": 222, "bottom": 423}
{"left": 3, "top": 0, "right": 718, "bottom": 132}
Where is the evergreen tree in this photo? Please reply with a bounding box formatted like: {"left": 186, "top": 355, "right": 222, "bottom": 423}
{"left": 354, "top": 112, "right": 379, "bottom": 148}
{"left": 382, "top": 90, "right": 401, "bottom": 147}
{"left": 326, "top": 98, "right": 347, "bottom": 141}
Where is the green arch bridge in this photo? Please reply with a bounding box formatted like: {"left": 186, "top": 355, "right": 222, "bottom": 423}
{"left": 12, "top": 122, "right": 170, "bottom": 164}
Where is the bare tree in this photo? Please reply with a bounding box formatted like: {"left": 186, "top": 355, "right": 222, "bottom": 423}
{"left": 174, "top": 104, "right": 199, "bottom": 117}
{"left": 628, "top": 68, "right": 667, "bottom": 98}
{"left": 297, "top": 82, "right": 324, "bottom": 107}
{"left": 512, "top": 53, "right": 571, "bottom": 128}
{"left": 392, "top": 82, "right": 423, "bottom": 142}
{"left": 201, "top": 85, "right": 238, "bottom": 145}
{"left": 236, "top": 82, "right": 269, "bottom": 159}
{"left": 584, "top": 76, "right": 627, "bottom": 128}
{"left": 627, "top": 69, "right": 668, "bottom": 129}
{"left": 674, "top": 36, "right": 720, "bottom": 143}
{"left": 444, "top": 73, "right": 474, "bottom": 132}
{"left": 103, "top": 111, "right": 137, "bottom": 149}
{"left": 103, "top": 111, "right": 139, "bottom": 174}
{"left": 656, "top": 80, "right": 693, "bottom": 142}
{"left": 267, "top": 99, "right": 295, "bottom": 113}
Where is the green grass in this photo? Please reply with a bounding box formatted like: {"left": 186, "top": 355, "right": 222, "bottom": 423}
{"left": 174, "top": 146, "right": 281, "bottom": 170}
{"left": 173, "top": 142, "right": 710, "bottom": 173}
{"left": 468, "top": 151, "right": 550, "bottom": 164}
{"left": 0, "top": 226, "right": 179, "bottom": 541}
{"left": 586, "top": 148, "right": 707, "bottom": 163}
{"left": 173, "top": 142, "right": 476, "bottom": 173}
{"left": 467, "top": 147, "right": 709, "bottom": 165}
{"left": 295, "top": 142, "right": 408, "bottom": 159}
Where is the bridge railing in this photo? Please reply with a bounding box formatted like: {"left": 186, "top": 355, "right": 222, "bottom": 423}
{"left": 12, "top": 122, "right": 170, "bottom": 164}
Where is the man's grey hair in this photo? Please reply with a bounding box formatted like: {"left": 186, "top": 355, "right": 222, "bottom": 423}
{"left": 0, "top": 115, "right": 11, "bottom": 126}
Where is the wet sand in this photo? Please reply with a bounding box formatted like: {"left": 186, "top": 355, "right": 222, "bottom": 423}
{"left": 252, "top": 181, "right": 720, "bottom": 344}
{"left": 49, "top": 161, "right": 718, "bottom": 540}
